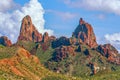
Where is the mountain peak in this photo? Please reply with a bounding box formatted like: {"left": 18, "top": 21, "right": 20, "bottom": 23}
{"left": 73, "top": 18, "right": 98, "bottom": 48}
{"left": 17, "top": 15, "right": 42, "bottom": 42}
{"left": 79, "top": 18, "right": 85, "bottom": 25}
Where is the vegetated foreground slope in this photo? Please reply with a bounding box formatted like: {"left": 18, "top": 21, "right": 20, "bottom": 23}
{"left": 0, "top": 43, "right": 120, "bottom": 80}
{"left": 0, "top": 46, "right": 82, "bottom": 80}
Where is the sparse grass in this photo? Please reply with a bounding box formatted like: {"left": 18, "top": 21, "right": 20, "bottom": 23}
{"left": 16, "top": 41, "right": 36, "bottom": 51}
{"left": 0, "top": 70, "right": 28, "bottom": 80}
{"left": 36, "top": 46, "right": 54, "bottom": 64}
{"left": 0, "top": 45, "right": 5, "bottom": 48}
{"left": 0, "top": 46, "right": 17, "bottom": 59}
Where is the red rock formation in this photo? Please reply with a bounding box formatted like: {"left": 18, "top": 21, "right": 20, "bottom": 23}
{"left": 49, "top": 36, "right": 56, "bottom": 41}
{"left": 42, "top": 32, "right": 49, "bottom": 43}
{"left": 0, "top": 36, "right": 12, "bottom": 46}
{"left": 79, "top": 18, "right": 85, "bottom": 24}
{"left": 97, "top": 44, "right": 118, "bottom": 58}
{"left": 73, "top": 18, "right": 97, "bottom": 48}
{"left": 97, "top": 44, "right": 120, "bottom": 64}
{"left": 18, "top": 15, "right": 42, "bottom": 42}
{"left": 53, "top": 46, "right": 75, "bottom": 61}
{"left": 42, "top": 32, "right": 56, "bottom": 43}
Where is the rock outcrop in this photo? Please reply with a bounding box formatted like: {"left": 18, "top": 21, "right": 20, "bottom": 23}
{"left": 42, "top": 32, "right": 49, "bottom": 43}
{"left": 96, "top": 44, "right": 120, "bottom": 65}
{"left": 89, "top": 62, "right": 99, "bottom": 75}
{"left": 73, "top": 18, "right": 97, "bottom": 48}
{"left": 18, "top": 15, "right": 42, "bottom": 42}
{"left": 52, "top": 36, "right": 70, "bottom": 48}
{"left": 49, "top": 36, "right": 56, "bottom": 41}
{"left": 0, "top": 36, "right": 12, "bottom": 46}
{"left": 97, "top": 44, "right": 118, "bottom": 58}
{"left": 53, "top": 45, "right": 75, "bottom": 61}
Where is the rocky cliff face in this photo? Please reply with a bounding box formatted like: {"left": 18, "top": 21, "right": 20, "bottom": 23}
{"left": 53, "top": 45, "right": 75, "bottom": 61}
{"left": 96, "top": 44, "right": 120, "bottom": 65}
{"left": 0, "top": 36, "right": 12, "bottom": 46}
{"left": 73, "top": 18, "right": 97, "bottom": 48}
{"left": 18, "top": 15, "right": 42, "bottom": 42}
{"left": 52, "top": 36, "right": 70, "bottom": 48}
{"left": 97, "top": 44, "right": 118, "bottom": 58}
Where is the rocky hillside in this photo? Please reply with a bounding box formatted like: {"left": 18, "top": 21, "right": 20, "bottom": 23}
{"left": 0, "top": 46, "right": 81, "bottom": 80}
{"left": 0, "top": 15, "right": 120, "bottom": 80}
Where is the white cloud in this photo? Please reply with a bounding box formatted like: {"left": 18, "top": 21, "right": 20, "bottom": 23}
{"left": 47, "top": 10, "right": 77, "bottom": 21}
{"left": 0, "top": 0, "right": 18, "bottom": 12}
{"left": 105, "top": 33, "right": 120, "bottom": 53}
{"left": 96, "top": 36, "right": 107, "bottom": 44}
{"left": 105, "top": 33, "right": 120, "bottom": 44}
{"left": 62, "top": 0, "right": 120, "bottom": 15}
{"left": 0, "top": 0, "right": 53, "bottom": 43}
{"left": 96, "top": 33, "right": 120, "bottom": 53}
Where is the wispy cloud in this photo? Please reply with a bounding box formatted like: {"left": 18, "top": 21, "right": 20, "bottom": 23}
{"left": 105, "top": 33, "right": 120, "bottom": 44}
{"left": 97, "top": 14, "right": 105, "bottom": 20}
{"left": 96, "top": 33, "right": 120, "bottom": 53}
{"left": 46, "top": 10, "right": 78, "bottom": 21}
{"left": 62, "top": 0, "right": 120, "bottom": 15}
{"left": 104, "top": 33, "right": 120, "bottom": 52}
{"left": 0, "top": 0, "right": 19, "bottom": 12}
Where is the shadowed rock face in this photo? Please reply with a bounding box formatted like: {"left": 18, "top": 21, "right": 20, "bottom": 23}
{"left": 73, "top": 18, "right": 97, "bottom": 48}
{"left": 97, "top": 44, "right": 118, "bottom": 58}
{"left": 53, "top": 45, "right": 75, "bottom": 61}
{"left": 97, "top": 44, "right": 120, "bottom": 65}
{"left": 0, "top": 36, "right": 12, "bottom": 46}
{"left": 18, "top": 15, "right": 42, "bottom": 42}
{"left": 52, "top": 36, "right": 70, "bottom": 48}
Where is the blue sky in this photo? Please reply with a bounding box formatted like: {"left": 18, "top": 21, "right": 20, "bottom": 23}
{"left": 15, "top": 0, "right": 120, "bottom": 37}
{"left": 0, "top": 0, "right": 120, "bottom": 51}
{"left": 14, "top": 0, "right": 120, "bottom": 37}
